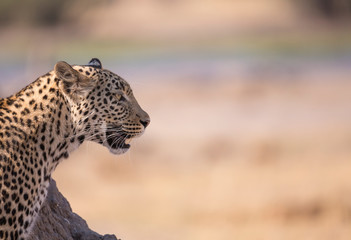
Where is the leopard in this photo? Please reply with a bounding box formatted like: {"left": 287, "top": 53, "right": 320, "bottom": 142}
{"left": 0, "top": 58, "right": 150, "bottom": 240}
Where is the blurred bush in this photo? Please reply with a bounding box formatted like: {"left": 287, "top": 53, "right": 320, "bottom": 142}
{"left": 0, "top": 0, "right": 109, "bottom": 27}
{"left": 297, "top": 0, "right": 351, "bottom": 20}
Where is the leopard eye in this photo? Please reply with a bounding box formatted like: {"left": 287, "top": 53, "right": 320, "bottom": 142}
{"left": 115, "top": 93, "right": 122, "bottom": 100}
{"left": 115, "top": 93, "right": 126, "bottom": 101}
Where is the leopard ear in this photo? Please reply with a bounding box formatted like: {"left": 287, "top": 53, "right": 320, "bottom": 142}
{"left": 55, "top": 61, "right": 95, "bottom": 101}
{"left": 55, "top": 61, "right": 78, "bottom": 83}
{"left": 88, "top": 58, "right": 102, "bottom": 69}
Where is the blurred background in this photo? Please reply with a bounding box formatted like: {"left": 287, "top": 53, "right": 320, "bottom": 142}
{"left": 1, "top": 0, "right": 351, "bottom": 239}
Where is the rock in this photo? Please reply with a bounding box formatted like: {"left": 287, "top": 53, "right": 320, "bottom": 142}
{"left": 28, "top": 179, "right": 120, "bottom": 240}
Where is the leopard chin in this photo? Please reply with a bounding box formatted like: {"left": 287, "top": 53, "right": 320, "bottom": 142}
{"left": 109, "top": 146, "right": 130, "bottom": 155}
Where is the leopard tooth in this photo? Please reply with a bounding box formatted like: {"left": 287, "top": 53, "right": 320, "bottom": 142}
{"left": 125, "top": 138, "right": 132, "bottom": 144}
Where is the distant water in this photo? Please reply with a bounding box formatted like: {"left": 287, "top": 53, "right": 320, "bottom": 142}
{"left": 1, "top": 52, "right": 351, "bottom": 97}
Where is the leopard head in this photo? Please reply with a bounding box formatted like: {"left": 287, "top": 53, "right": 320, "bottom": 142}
{"left": 55, "top": 58, "right": 150, "bottom": 154}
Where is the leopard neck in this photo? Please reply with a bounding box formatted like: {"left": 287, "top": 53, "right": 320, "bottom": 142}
{"left": 0, "top": 72, "right": 82, "bottom": 178}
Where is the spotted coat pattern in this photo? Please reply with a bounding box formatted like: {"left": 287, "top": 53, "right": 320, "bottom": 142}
{"left": 0, "top": 58, "right": 150, "bottom": 239}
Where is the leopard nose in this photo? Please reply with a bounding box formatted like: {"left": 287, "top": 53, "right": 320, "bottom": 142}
{"left": 140, "top": 119, "right": 150, "bottom": 128}
{"left": 136, "top": 106, "right": 150, "bottom": 128}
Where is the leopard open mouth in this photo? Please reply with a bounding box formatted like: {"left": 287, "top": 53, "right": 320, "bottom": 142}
{"left": 106, "top": 130, "right": 132, "bottom": 150}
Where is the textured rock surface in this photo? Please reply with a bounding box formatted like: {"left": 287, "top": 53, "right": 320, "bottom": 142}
{"left": 28, "top": 179, "right": 119, "bottom": 240}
